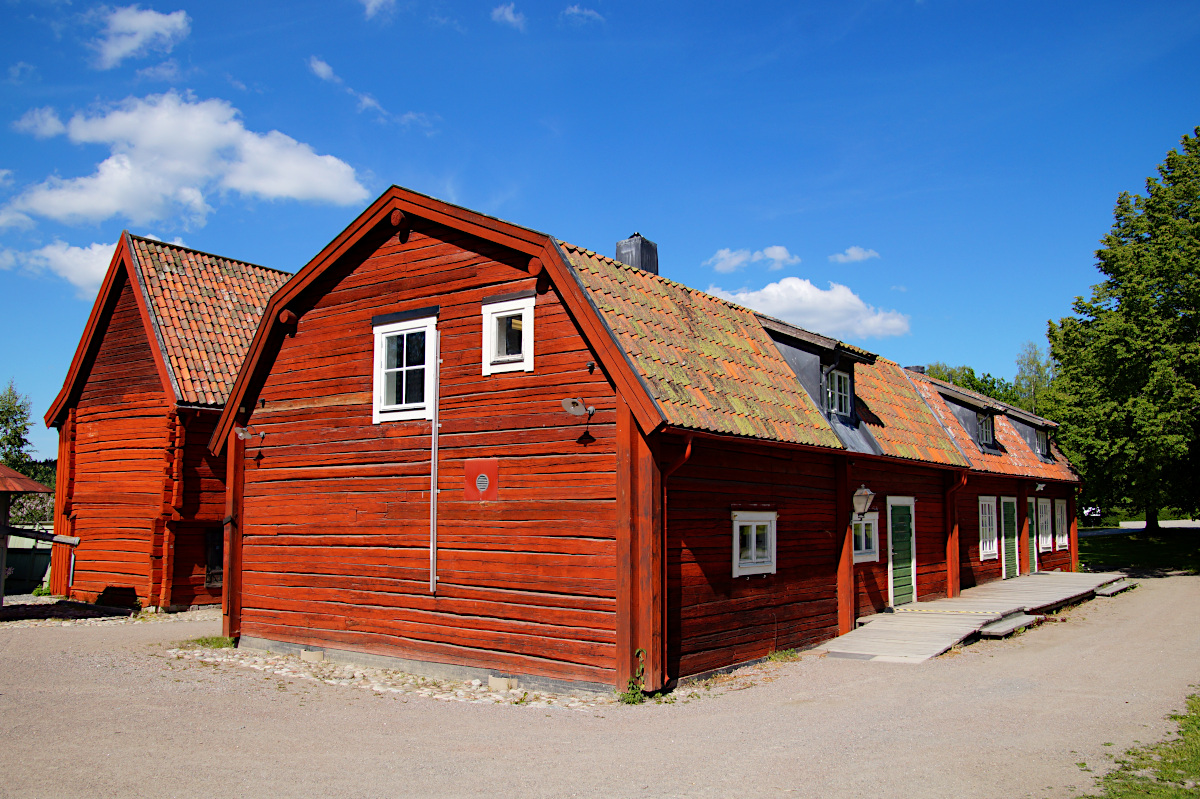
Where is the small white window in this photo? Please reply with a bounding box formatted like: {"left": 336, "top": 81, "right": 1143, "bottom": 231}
{"left": 373, "top": 316, "right": 437, "bottom": 424}
{"left": 1054, "top": 499, "right": 1068, "bottom": 550}
{"left": 482, "top": 296, "right": 535, "bottom": 375}
{"left": 1038, "top": 498, "right": 1053, "bottom": 552}
{"left": 978, "top": 496, "right": 999, "bottom": 560}
{"left": 731, "top": 510, "right": 777, "bottom": 577}
{"left": 827, "top": 370, "right": 851, "bottom": 416}
{"left": 977, "top": 413, "right": 995, "bottom": 447}
{"left": 1035, "top": 429, "right": 1049, "bottom": 456}
{"left": 853, "top": 511, "right": 879, "bottom": 564}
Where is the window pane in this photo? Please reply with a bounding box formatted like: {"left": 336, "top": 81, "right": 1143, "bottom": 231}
{"left": 755, "top": 524, "right": 769, "bottom": 561}
{"left": 405, "top": 330, "right": 426, "bottom": 368}
{"left": 863, "top": 522, "right": 874, "bottom": 550}
{"left": 739, "top": 524, "right": 752, "bottom": 563}
{"left": 853, "top": 523, "right": 863, "bottom": 551}
{"left": 497, "top": 314, "right": 523, "bottom": 358}
{"left": 404, "top": 367, "right": 425, "bottom": 404}
{"left": 385, "top": 334, "right": 402, "bottom": 369}
{"left": 383, "top": 371, "right": 400, "bottom": 406}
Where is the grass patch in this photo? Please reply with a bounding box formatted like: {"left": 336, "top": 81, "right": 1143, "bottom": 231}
{"left": 767, "top": 648, "right": 799, "bottom": 663}
{"left": 178, "top": 636, "right": 235, "bottom": 649}
{"left": 1078, "top": 530, "right": 1200, "bottom": 576}
{"left": 1079, "top": 693, "right": 1200, "bottom": 797}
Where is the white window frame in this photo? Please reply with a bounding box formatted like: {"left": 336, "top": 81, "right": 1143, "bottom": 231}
{"left": 977, "top": 413, "right": 995, "bottom": 447}
{"left": 373, "top": 316, "right": 438, "bottom": 424}
{"left": 852, "top": 511, "right": 879, "bottom": 564}
{"left": 1038, "top": 498, "right": 1053, "bottom": 552}
{"left": 827, "top": 370, "right": 852, "bottom": 416}
{"left": 1054, "top": 499, "right": 1069, "bottom": 551}
{"left": 1035, "top": 429, "right": 1049, "bottom": 456}
{"left": 978, "top": 496, "right": 999, "bottom": 561}
{"left": 731, "top": 510, "right": 777, "bottom": 578}
{"left": 481, "top": 296, "right": 535, "bottom": 375}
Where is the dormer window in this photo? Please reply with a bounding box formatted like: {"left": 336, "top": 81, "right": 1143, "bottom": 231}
{"left": 1035, "top": 429, "right": 1048, "bottom": 455}
{"left": 977, "top": 413, "right": 994, "bottom": 447}
{"left": 827, "top": 370, "right": 851, "bottom": 416}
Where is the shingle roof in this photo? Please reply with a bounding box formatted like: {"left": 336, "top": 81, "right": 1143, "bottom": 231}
{"left": 561, "top": 242, "right": 843, "bottom": 449}
{"left": 129, "top": 235, "right": 290, "bottom": 408}
{"left": 908, "top": 372, "right": 1078, "bottom": 482}
{"left": 0, "top": 464, "right": 51, "bottom": 493}
{"left": 855, "top": 359, "right": 971, "bottom": 467}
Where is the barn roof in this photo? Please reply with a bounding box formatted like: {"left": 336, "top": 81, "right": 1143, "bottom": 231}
{"left": 0, "top": 464, "right": 50, "bottom": 493}
{"left": 561, "top": 242, "right": 843, "bottom": 449}
{"left": 854, "top": 359, "right": 972, "bottom": 467}
{"left": 46, "top": 234, "right": 288, "bottom": 426}
{"left": 908, "top": 372, "right": 1078, "bottom": 482}
{"left": 128, "top": 236, "right": 290, "bottom": 407}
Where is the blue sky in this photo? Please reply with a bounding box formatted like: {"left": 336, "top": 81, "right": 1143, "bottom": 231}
{"left": 2, "top": 0, "right": 1198, "bottom": 457}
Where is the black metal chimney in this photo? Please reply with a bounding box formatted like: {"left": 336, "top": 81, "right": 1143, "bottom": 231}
{"left": 615, "top": 232, "right": 658, "bottom": 275}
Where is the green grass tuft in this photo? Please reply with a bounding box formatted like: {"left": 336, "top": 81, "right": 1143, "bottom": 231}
{"left": 180, "top": 636, "right": 235, "bottom": 649}
{"left": 1078, "top": 693, "right": 1200, "bottom": 798}
{"left": 767, "top": 648, "right": 799, "bottom": 662}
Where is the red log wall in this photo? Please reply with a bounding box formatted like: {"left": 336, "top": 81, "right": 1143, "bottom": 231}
{"left": 236, "top": 222, "right": 620, "bottom": 685}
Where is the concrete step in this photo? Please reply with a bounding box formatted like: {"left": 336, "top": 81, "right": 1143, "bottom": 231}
{"left": 1094, "top": 579, "right": 1135, "bottom": 597}
{"left": 978, "top": 613, "right": 1043, "bottom": 638}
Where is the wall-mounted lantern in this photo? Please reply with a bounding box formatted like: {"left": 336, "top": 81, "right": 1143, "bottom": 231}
{"left": 852, "top": 484, "right": 875, "bottom": 519}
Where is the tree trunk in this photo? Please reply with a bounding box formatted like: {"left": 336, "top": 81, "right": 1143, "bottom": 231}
{"left": 1144, "top": 501, "right": 1161, "bottom": 532}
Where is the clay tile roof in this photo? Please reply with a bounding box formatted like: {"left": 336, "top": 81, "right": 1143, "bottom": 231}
{"left": 0, "top": 464, "right": 51, "bottom": 493}
{"left": 128, "top": 235, "right": 291, "bottom": 408}
{"left": 908, "top": 371, "right": 1078, "bottom": 482}
{"left": 560, "top": 242, "right": 843, "bottom": 449}
{"left": 854, "top": 359, "right": 971, "bottom": 467}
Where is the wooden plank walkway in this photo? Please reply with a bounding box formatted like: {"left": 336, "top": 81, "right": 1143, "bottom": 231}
{"left": 817, "top": 571, "right": 1126, "bottom": 663}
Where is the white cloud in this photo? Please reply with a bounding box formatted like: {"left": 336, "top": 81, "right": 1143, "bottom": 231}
{"left": 136, "top": 58, "right": 182, "bottom": 81}
{"left": 308, "top": 56, "right": 337, "bottom": 83}
{"left": 4, "top": 240, "right": 115, "bottom": 297}
{"left": 829, "top": 245, "right": 880, "bottom": 263}
{"left": 7, "top": 62, "right": 36, "bottom": 84}
{"left": 91, "top": 6, "right": 191, "bottom": 70}
{"left": 561, "top": 5, "right": 604, "bottom": 24}
{"left": 361, "top": 0, "right": 395, "bottom": 19}
{"left": 703, "top": 244, "right": 801, "bottom": 273}
{"left": 709, "top": 277, "right": 910, "bottom": 339}
{"left": 491, "top": 3, "right": 526, "bottom": 31}
{"left": 2, "top": 91, "right": 368, "bottom": 229}
{"left": 13, "top": 107, "right": 66, "bottom": 138}
{"left": 0, "top": 169, "right": 12, "bottom": 187}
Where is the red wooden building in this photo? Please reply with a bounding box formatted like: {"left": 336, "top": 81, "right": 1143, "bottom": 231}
{"left": 212, "top": 186, "right": 1079, "bottom": 692}
{"left": 45, "top": 234, "right": 289, "bottom": 609}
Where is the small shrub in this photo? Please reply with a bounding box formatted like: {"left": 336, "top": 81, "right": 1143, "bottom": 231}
{"left": 31, "top": 584, "right": 51, "bottom": 597}
{"left": 618, "top": 648, "right": 647, "bottom": 704}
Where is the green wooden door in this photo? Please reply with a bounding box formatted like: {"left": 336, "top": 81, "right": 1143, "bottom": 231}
{"left": 890, "top": 502, "right": 915, "bottom": 606}
{"left": 1001, "top": 498, "right": 1018, "bottom": 579}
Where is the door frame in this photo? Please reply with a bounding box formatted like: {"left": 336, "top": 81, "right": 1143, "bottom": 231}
{"left": 886, "top": 496, "right": 917, "bottom": 606}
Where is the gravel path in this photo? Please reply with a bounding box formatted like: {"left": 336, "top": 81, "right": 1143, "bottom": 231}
{"left": 1, "top": 575, "right": 1197, "bottom": 799}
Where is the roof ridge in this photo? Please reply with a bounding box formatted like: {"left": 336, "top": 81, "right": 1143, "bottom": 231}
{"left": 127, "top": 233, "right": 290, "bottom": 276}
{"left": 909, "top": 369, "right": 1057, "bottom": 426}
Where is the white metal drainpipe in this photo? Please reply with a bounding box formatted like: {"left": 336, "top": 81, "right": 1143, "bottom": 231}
{"left": 429, "top": 330, "right": 442, "bottom": 594}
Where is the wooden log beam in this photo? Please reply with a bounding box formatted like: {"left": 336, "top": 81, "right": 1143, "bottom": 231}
{"left": 1, "top": 526, "right": 81, "bottom": 546}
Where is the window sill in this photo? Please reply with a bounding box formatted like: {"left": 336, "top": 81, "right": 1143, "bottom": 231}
{"left": 980, "top": 552, "right": 999, "bottom": 561}
{"left": 853, "top": 552, "right": 879, "bottom": 564}
{"left": 733, "top": 562, "right": 776, "bottom": 578}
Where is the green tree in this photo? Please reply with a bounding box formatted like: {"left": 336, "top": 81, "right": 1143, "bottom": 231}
{"left": 1013, "top": 340, "right": 1056, "bottom": 415}
{"left": 0, "top": 379, "right": 34, "bottom": 473}
{"left": 1046, "top": 128, "right": 1200, "bottom": 530}
{"left": 925, "top": 362, "right": 1022, "bottom": 407}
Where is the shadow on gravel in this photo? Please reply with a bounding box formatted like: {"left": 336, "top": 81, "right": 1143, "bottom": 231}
{"left": 0, "top": 601, "right": 136, "bottom": 623}
{"left": 1079, "top": 526, "right": 1200, "bottom": 578}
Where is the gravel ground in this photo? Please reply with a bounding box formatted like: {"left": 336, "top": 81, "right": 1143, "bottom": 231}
{"left": 1, "top": 575, "right": 1197, "bottom": 799}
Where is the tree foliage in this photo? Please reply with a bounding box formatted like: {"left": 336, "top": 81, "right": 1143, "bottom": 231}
{"left": 0, "top": 380, "right": 55, "bottom": 526}
{"left": 1013, "top": 340, "right": 1055, "bottom": 415}
{"left": 1046, "top": 128, "right": 1200, "bottom": 525}
{"left": 925, "top": 362, "right": 1022, "bottom": 407}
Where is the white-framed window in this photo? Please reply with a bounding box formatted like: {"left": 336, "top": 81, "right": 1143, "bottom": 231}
{"left": 1038, "top": 498, "right": 1053, "bottom": 552}
{"left": 732, "top": 510, "right": 777, "bottom": 577}
{"left": 978, "top": 496, "right": 999, "bottom": 560}
{"left": 1054, "top": 499, "right": 1069, "bottom": 550}
{"left": 373, "top": 316, "right": 437, "bottom": 424}
{"left": 481, "top": 296, "right": 535, "bottom": 375}
{"left": 977, "top": 413, "right": 995, "bottom": 447}
{"left": 827, "top": 370, "right": 852, "bottom": 416}
{"left": 853, "top": 511, "right": 879, "bottom": 564}
{"left": 1035, "top": 429, "right": 1049, "bottom": 456}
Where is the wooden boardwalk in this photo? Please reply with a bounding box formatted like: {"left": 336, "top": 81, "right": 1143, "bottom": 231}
{"left": 817, "top": 571, "right": 1126, "bottom": 663}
